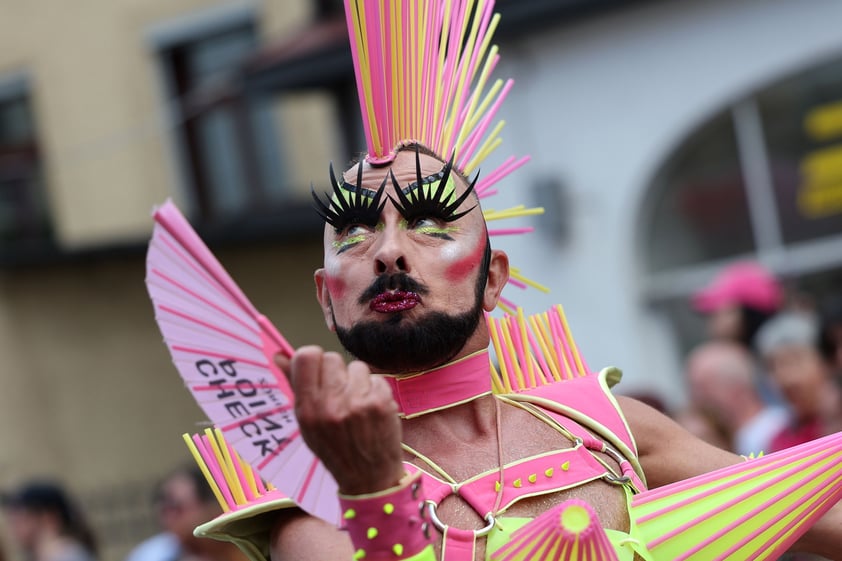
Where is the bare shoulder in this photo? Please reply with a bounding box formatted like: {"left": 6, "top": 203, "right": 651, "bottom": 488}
{"left": 270, "top": 508, "right": 354, "bottom": 561}
{"left": 615, "top": 395, "right": 739, "bottom": 488}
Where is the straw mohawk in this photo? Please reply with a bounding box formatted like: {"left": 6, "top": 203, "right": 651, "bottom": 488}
{"left": 342, "top": 0, "right": 548, "bottom": 311}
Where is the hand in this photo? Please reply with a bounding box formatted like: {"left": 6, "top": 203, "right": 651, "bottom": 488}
{"left": 275, "top": 346, "right": 405, "bottom": 495}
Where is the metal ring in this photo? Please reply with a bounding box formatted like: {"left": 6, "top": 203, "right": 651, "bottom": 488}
{"left": 426, "top": 501, "right": 496, "bottom": 537}
{"left": 602, "top": 472, "right": 631, "bottom": 485}
{"left": 600, "top": 445, "right": 632, "bottom": 485}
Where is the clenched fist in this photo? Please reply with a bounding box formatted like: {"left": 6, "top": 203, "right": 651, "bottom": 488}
{"left": 275, "top": 346, "right": 405, "bottom": 495}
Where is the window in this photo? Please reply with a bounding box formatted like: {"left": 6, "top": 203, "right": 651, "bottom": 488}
{"left": 161, "top": 22, "right": 287, "bottom": 221}
{"left": 758, "top": 57, "right": 842, "bottom": 245}
{"left": 643, "top": 112, "right": 754, "bottom": 273}
{"left": 642, "top": 52, "right": 842, "bottom": 351}
{"left": 0, "top": 75, "right": 52, "bottom": 252}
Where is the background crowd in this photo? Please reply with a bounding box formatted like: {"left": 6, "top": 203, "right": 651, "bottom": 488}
{"left": 676, "top": 261, "right": 842, "bottom": 459}
{"left": 2, "top": 258, "right": 839, "bottom": 561}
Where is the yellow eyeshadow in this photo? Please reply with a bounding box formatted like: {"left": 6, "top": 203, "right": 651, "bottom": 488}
{"left": 332, "top": 234, "right": 367, "bottom": 250}
{"left": 415, "top": 225, "right": 459, "bottom": 235}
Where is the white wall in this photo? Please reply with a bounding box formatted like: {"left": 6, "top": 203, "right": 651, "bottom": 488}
{"left": 485, "top": 0, "right": 842, "bottom": 406}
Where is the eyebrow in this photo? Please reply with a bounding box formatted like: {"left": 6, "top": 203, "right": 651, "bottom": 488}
{"left": 334, "top": 160, "right": 380, "bottom": 199}
{"left": 403, "top": 169, "right": 448, "bottom": 195}
{"left": 311, "top": 162, "right": 387, "bottom": 230}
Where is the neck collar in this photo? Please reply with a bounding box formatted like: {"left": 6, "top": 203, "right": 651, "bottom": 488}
{"left": 382, "top": 350, "right": 492, "bottom": 419}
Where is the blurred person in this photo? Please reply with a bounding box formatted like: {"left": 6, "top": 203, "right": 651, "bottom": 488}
{"left": 685, "top": 340, "right": 788, "bottom": 456}
{"left": 692, "top": 261, "right": 783, "bottom": 349}
{"left": 125, "top": 466, "right": 246, "bottom": 561}
{"left": 818, "top": 295, "right": 842, "bottom": 378}
{"left": 1, "top": 481, "right": 97, "bottom": 561}
{"left": 123, "top": 474, "right": 179, "bottom": 561}
{"left": 756, "top": 312, "right": 842, "bottom": 452}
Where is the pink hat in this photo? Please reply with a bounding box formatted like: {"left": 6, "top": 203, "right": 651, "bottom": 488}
{"left": 693, "top": 261, "right": 783, "bottom": 314}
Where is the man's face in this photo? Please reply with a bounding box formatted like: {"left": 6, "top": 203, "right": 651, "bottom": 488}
{"left": 314, "top": 149, "right": 498, "bottom": 372}
{"left": 766, "top": 344, "right": 828, "bottom": 419}
{"left": 156, "top": 473, "right": 218, "bottom": 544}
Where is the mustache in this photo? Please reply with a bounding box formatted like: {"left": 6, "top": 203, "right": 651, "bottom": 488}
{"left": 358, "top": 273, "right": 429, "bottom": 304}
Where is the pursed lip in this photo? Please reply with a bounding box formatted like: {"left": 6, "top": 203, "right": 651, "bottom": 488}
{"left": 369, "top": 290, "right": 421, "bottom": 313}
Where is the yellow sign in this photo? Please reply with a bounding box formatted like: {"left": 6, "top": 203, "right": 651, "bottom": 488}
{"left": 799, "top": 102, "right": 842, "bottom": 218}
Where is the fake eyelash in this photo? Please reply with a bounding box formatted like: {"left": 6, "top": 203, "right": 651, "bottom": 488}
{"left": 389, "top": 149, "right": 478, "bottom": 224}
{"left": 311, "top": 162, "right": 387, "bottom": 231}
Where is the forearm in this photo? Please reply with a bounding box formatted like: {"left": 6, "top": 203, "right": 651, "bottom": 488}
{"left": 270, "top": 509, "right": 356, "bottom": 561}
{"left": 271, "top": 515, "right": 439, "bottom": 561}
{"left": 791, "top": 501, "right": 842, "bottom": 560}
{"left": 270, "top": 475, "right": 437, "bottom": 561}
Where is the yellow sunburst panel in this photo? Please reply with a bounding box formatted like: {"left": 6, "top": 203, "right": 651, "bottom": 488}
{"left": 489, "top": 306, "right": 590, "bottom": 393}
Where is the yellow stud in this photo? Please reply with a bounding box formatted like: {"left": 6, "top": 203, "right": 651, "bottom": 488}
{"left": 392, "top": 544, "right": 404, "bottom": 556}
{"left": 353, "top": 549, "right": 366, "bottom": 560}
{"left": 561, "top": 461, "right": 570, "bottom": 471}
{"left": 545, "top": 468, "right": 554, "bottom": 477}
{"left": 367, "top": 527, "right": 378, "bottom": 539}
{"left": 513, "top": 478, "right": 522, "bottom": 488}
{"left": 344, "top": 509, "right": 357, "bottom": 520}
{"left": 494, "top": 480, "right": 502, "bottom": 492}
{"left": 383, "top": 503, "right": 395, "bottom": 515}
{"left": 528, "top": 474, "right": 537, "bottom": 484}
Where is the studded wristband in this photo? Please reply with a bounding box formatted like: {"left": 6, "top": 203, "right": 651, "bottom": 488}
{"left": 338, "top": 471, "right": 433, "bottom": 560}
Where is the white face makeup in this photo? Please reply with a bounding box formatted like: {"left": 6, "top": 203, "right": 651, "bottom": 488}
{"left": 314, "top": 148, "right": 488, "bottom": 331}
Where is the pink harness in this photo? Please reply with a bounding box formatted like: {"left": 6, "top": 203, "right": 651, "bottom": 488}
{"left": 388, "top": 354, "right": 647, "bottom": 560}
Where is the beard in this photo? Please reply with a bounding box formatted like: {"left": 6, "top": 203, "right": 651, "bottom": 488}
{"left": 333, "top": 263, "right": 488, "bottom": 372}
{"left": 333, "top": 240, "right": 492, "bottom": 372}
{"left": 334, "top": 302, "right": 484, "bottom": 372}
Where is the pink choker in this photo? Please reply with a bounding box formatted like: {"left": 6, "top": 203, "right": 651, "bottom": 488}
{"left": 383, "top": 350, "right": 492, "bottom": 418}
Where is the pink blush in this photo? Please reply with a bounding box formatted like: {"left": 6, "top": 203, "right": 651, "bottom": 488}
{"left": 446, "top": 238, "right": 486, "bottom": 282}
{"left": 324, "top": 274, "right": 346, "bottom": 300}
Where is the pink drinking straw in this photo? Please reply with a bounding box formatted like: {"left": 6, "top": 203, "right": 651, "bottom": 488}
{"left": 458, "top": 79, "right": 514, "bottom": 166}
{"left": 487, "top": 227, "right": 535, "bottom": 236}
{"left": 475, "top": 155, "right": 531, "bottom": 195}
{"left": 192, "top": 433, "right": 236, "bottom": 510}
{"left": 225, "top": 437, "right": 257, "bottom": 501}
{"left": 343, "top": 1, "right": 376, "bottom": 156}
{"left": 526, "top": 324, "right": 554, "bottom": 386}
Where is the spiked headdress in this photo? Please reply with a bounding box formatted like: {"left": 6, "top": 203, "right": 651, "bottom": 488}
{"left": 314, "top": 0, "right": 548, "bottom": 312}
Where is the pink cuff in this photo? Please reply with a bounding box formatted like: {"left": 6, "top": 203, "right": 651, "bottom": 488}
{"left": 338, "top": 472, "right": 433, "bottom": 560}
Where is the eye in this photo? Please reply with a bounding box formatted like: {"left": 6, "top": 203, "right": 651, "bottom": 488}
{"left": 410, "top": 217, "right": 439, "bottom": 229}
{"left": 388, "top": 152, "right": 478, "bottom": 225}
{"left": 332, "top": 224, "right": 372, "bottom": 253}
{"left": 410, "top": 217, "right": 456, "bottom": 240}
{"left": 340, "top": 224, "right": 371, "bottom": 237}
{"left": 312, "top": 163, "right": 387, "bottom": 231}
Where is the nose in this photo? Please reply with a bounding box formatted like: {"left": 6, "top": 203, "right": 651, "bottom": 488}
{"left": 373, "top": 223, "right": 410, "bottom": 275}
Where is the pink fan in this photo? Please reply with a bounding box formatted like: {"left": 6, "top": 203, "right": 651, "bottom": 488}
{"left": 145, "top": 199, "right": 341, "bottom": 525}
{"left": 491, "top": 499, "right": 620, "bottom": 561}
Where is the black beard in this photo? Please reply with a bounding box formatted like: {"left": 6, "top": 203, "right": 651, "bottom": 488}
{"left": 334, "top": 301, "right": 483, "bottom": 372}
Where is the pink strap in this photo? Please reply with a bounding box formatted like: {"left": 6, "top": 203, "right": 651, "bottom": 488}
{"left": 384, "top": 351, "right": 491, "bottom": 418}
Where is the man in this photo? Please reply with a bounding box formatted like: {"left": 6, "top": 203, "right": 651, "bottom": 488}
{"left": 692, "top": 261, "right": 783, "bottom": 349}
{"left": 756, "top": 312, "right": 842, "bottom": 451}
{"left": 126, "top": 467, "right": 247, "bottom": 561}
{"left": 685, "top": 340, "right": 788, "bottom": 456}
{"left": 254, "top": 146, "right": 841, "bottom": 560}
{"left": 163, "top": 1, "right": 842, "bottom": 559}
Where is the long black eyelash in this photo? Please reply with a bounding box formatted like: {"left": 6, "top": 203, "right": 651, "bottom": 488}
{"left": 389, "top": 149, "right": 478, "bottom": 223}
{"left": 311, "top": 162, "right": 387, "bottom": 230}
